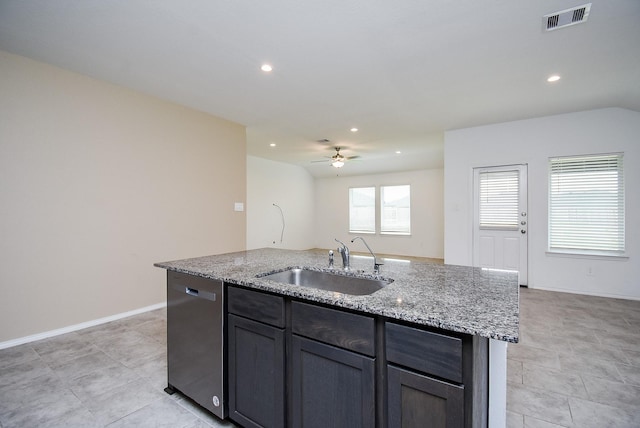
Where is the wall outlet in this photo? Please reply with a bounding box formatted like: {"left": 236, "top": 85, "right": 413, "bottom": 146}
{"left": 234, "top": 202, "right": 244, "bottom": 212}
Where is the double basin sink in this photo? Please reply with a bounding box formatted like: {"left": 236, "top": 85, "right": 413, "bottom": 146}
{"left": 259, "top": 268, "right": 392, "bottom": 296}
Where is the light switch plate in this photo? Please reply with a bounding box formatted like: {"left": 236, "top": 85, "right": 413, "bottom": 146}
{"left": 234, "top": 202, "right": 244, "bottom": 212}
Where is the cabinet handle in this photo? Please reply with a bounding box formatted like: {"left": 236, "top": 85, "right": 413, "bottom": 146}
{"left": 186, "top": 287, "right": 199, "bottom": 296}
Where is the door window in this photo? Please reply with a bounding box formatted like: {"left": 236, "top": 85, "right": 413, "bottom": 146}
{"left": 478, "top": 170, "right": 519, "bottom": 230}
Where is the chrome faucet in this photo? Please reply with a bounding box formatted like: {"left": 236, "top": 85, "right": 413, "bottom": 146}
{"left": 351, "top": 236, "right": 383, "bottom": 275}
{"left": 334, "top": 239, "right": 350, "bottom": 271}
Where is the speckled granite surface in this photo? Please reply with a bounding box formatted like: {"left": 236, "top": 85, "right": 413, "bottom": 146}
{"left": 155, "top": 248, "right": 519, "bottom": 342}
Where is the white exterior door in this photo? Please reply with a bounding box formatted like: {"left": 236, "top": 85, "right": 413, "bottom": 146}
{"left": 473, "top": 165, "right": 528, "bottom": 285}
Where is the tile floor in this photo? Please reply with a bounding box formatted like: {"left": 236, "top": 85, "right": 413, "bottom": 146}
{"left": 1, "top": 288, "right": 638, "bottom": 427}
{"left": 507, "top": 288, "right": 640, "bottom": 427}
{"left": 0, "top": 308, "right": 236, "bottom": 428}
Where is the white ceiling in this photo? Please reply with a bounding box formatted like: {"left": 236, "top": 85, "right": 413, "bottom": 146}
{"left": 1, "top": 1, "right": 639, "bottom": 178}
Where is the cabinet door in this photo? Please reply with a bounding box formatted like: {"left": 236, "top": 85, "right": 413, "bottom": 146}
{"left": 388, "top": 365, "right": 464, "bottom": 428}
{"left": 228, "top": 314, "right": 285, "bottom": 428}
{"left": 292, "top": 335, "right": 375, "bottom": 428}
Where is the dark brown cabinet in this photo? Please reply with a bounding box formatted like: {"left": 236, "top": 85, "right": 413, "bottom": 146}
{"left": 291, "top": 301, "right": 376, "bottom": 428}
{"left": 388, "top": 365, "right": 464, "bottom": 428}
{"left": 385, "top": 322, "right": 488, "bottom": 428}
{"left": 291, "top": 335, "right": 375, "bottom": 428}
{"left": 225, "top": 284, "right": 487, "bottom": 428}
{"left": 228, "top": 286, "right": 286, "bottom": 428}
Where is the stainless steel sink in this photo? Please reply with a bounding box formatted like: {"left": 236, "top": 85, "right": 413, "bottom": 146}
{"left": 259, "top": 268, "right": 392, "bottom": 296}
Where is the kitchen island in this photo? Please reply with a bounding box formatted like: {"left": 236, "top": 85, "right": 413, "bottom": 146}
{"left": 156, "top": 248, "right": 519, "bottom": 428}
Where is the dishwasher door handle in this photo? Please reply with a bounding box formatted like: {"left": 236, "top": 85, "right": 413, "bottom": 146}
{"left": 186, "top": 287, "right": 217, "bottom": 301}
{"left": 174, "top": 283, "right": 217, "bottom": 301}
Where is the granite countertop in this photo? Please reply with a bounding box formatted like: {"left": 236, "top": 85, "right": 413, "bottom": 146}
{"left": 155, "top": 248, "right": 519, "bottom": 342}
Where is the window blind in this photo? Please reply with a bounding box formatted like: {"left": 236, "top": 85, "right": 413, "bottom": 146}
{"left": 549, "top": 153, "right": 625, "bottom": 254}
{"left": 349, "top": 187, "right": 375, "bottom": 233}
{"left": 381, "top": 185, "right": 411, "bottom": 234}
{"left": 479, "top": 170, "right": 519, "bottom": 230}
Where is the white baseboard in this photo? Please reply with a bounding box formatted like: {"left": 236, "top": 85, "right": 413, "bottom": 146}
{"left": 0, "top": 302, "right": 166, "bottom": 350}
{"left": 528, "top": 285, "right": 640, "bottom": 301}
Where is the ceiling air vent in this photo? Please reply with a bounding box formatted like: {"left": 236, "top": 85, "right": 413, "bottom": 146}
{"left": 544, "top": 3, "right": 591, "bottom": 31}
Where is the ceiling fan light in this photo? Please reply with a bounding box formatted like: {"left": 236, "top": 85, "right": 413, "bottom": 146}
{"left": 332, "top": 160, "right": 344, "bottom": 168}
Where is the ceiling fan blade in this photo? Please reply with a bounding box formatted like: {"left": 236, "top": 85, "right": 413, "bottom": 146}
{"left": 309, "top": 147, "right": 359, "bottom": 165}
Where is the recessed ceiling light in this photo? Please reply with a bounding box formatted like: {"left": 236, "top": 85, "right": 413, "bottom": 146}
{"left": 269, "top": 143, "right": 276, "bottom": 147}
{"left": 261, "top": 64, "right": 273, "bottom": 72}
{"left": 547, "top": 74, "right": 561, "bottom": 82}
{"left": 396, "top": 151, "right": 402, "bottom": 154}
{"left": 350, "top": 127, "right": 358, "bottom": 132}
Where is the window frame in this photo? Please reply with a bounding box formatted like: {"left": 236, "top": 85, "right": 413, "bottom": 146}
{"left": 548, "top": 152, "right": 625, "bottom": 257}
{"left": 380, "top": 185, "right": 411, "bottom": 236}
{"left": 478, "top": 169, "right": 520, "bottom": 231}
{"left": 348, "top": 186, "right": 376, "bottom": 234}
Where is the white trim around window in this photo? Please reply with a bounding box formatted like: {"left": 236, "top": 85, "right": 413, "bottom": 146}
{"left": 548, "top": 153, "right": 625, "bottom": 257}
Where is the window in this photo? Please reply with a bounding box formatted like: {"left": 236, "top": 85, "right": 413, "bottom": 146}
{"left": 381, "top": 185, "right": 411, "bottom": 235}
{"left": 349, "top": 187, "right": 375, "bottom": 233}
{"left": 549, "top": 153, "right": 625, "bottom": 255}
{"left": 349, "top": 185, "right": 412, "bottom": 235}
{"left": 479, "top": 170, "right": 519, "bottom": 230}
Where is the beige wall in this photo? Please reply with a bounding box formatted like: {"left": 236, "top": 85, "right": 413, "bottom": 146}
{"left": 314, "top": 169, "right": 444, "bottom": 259}
{"left": 0, "top": 51, "right": 246, "bottom": 343}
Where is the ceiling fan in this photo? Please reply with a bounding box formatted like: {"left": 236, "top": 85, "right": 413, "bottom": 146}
{"left": 311, "top": 147, "right": 360, "bottom": 168}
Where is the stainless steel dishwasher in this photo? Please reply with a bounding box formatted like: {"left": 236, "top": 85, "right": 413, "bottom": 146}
{"left": 165, "top": 271, "right": 226, "bottom": 419}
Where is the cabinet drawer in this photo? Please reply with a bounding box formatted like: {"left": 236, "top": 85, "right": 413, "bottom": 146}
{"left": 227, "top": 286, "right": 285, "bottom": 328}
{"left": 292, "top": 301, "right": 375, "bottom": 356}
{"left": 386, "top": 323, "right": 462, "bottom": 383}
